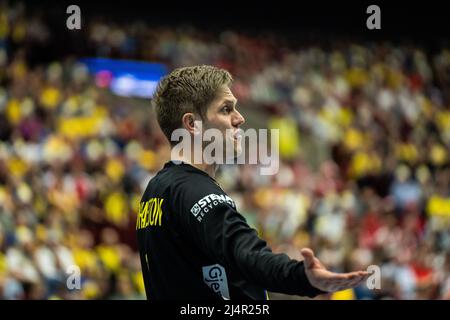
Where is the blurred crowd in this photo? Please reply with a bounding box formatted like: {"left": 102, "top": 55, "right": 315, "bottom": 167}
{"left": 1, "top": 2, "right": 450, "bottom": 299}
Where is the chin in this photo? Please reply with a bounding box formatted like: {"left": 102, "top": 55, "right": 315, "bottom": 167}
{"left": 222, "top": 140, "right": 241, "bottom": 162}
{"left": 234, "top": 142, "right": 242, "bottom": 158}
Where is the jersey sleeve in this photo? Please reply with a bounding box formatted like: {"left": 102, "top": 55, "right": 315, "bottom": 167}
{"left": 176, "top": 178, "right": 325, "bottom": 298}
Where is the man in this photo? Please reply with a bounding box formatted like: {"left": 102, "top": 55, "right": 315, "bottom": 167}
{"left": 136, "top": 65, "right": 369, "bottom": 300}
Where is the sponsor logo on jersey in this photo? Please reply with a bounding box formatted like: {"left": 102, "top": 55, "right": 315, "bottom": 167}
{"left": 202, "top": 264, "right": 230, "bottom": 299}
{"left": 190, "top": 194, "right": 236, "bottom": 222}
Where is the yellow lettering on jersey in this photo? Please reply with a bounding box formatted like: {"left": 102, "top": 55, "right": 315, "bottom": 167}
{"left": 136, "top": 198, "right": 164, "bottom": 230}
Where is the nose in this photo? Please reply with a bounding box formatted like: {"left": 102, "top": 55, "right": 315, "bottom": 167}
{"left": 233, "top": 110, "right": 245, "bottom": 127}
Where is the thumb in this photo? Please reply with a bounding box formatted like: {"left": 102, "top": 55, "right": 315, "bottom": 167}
{"left": 300, "top": 248, "right": 315, "bottom": 268}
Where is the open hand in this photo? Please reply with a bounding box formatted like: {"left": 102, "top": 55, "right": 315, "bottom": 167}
{"left": 301, "top": 248, "right": 370, "bottom": 293}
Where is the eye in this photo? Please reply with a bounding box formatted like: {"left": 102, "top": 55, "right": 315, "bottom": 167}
{"left": 221, "top": 106, "right": 232, "bottom": 114}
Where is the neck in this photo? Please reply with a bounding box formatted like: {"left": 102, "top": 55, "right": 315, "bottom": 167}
{"left": 171, "top": 153, "right": 219, "bottom": 179}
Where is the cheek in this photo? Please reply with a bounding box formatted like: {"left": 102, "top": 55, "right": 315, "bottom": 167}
{"left": 207, "top": 116, "right": 231, "bottom": 130}
{"left": 222, "top": 116, "right": 234, "bottom": 128}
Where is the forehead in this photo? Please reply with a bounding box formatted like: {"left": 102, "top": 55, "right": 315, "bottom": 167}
{"left": 212, "top": 85, "right": 237, "bottom": 105}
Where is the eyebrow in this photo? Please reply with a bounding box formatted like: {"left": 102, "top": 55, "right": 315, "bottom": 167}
{"left": 221, "top": 98, "right": 238, "bottom": 106}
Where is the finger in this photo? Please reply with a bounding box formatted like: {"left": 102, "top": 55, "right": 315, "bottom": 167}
{"left": 333, "top": 276, "right": 363, "bottom": 288}
{"left": 341, "top": 271, "right": 369, "bottom": 280}
{"left": 332, "top": 274, "right": 366, "bottom": 288}
{"left": 359, "top": 272, "right": 371, "bottom": 282}
{"left": 329, "top": 272, "right": 361, "bottom": 281}
{"left": 300, "top": 248, "right": 315, "bottom": 268}
{"left": 357, "top": 271, "right": 370, "bottom": 277}
{"left": 327, "top": 272, "right": 370, "bottom": 291}
{"left": 313, "top": 257, "right": 325, "bottom": 269}
{"left": 346, "top": 275, "right": 368, "bottom": 288}
{"left": 346, "top": 276, "right": 366, "bottom": 288}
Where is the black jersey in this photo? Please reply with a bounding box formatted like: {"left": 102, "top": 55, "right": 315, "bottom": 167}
{"left": 136, "top": 160, "right": 324, "bottom": 300}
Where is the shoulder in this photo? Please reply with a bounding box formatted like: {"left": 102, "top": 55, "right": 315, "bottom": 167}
{"left": 175, "top": 172, "right": 228, "bottom": 207}
{"left": 174, "top": 172, "right": 237, "bottom": 223}
{"left": 148, "top": 162, "right": 238, "bottom": 220}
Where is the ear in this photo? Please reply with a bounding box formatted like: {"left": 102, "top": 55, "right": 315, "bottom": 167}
{"left": 181, "top": 112, "right": 196, "bottom": 135}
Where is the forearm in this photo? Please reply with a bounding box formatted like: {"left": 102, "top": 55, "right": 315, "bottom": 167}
{"left": 202, "top": 209, "right": 325, "bottom": 297}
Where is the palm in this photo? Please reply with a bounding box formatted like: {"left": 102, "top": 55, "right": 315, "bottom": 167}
{"left": 301, "top": 248, "right": 369, "bottom": 293}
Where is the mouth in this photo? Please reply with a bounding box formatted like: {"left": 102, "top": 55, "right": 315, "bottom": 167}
{"left": 233, "top": 129, "right": 242, "bottom": 141}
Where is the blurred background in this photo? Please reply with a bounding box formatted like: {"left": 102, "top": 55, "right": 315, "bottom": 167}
{"left": 0, "top": 0, "right": 449, "bottom": 300}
